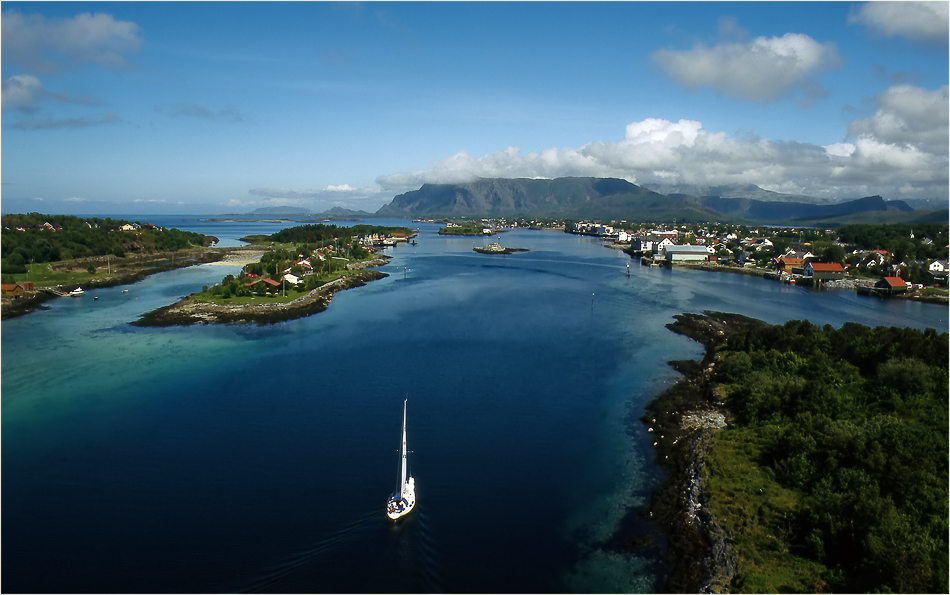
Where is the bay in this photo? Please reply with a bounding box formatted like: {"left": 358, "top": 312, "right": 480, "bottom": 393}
{"left": 2, "top": 219, "right": 946, "bottom": 593}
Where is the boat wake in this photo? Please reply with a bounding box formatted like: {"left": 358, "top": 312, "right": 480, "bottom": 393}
{"left": 233, "top": 506, "right": 443, "bottom": 593}
{"left": 235, "top": 511, "right": 377, "bottom": 593}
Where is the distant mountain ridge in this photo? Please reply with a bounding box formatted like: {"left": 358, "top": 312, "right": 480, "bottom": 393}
{"left": 249, "top": 206, "right": 373, "bottom": 217}
{"left": 642, "top": 182, "right": 831, "bottom": 205}
{"left": 375, "top": 177, "right": 936, "bottom": 225}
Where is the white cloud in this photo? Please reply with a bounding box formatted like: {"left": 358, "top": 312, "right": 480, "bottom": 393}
{"left": 377, "top": 86, "right": 948, "bottom": 201}
{"left": 1, "top": 74, "right": 43, "bottom": 112}
{"left": 848, "top": 85, "right": 949, "bottom": 155}
{"left": 64, "top": 196, "right": 87, "bottom": 202}
{"left": 823, "top": 143, "right": 856, "bottom": 158}
{"left": 651, "top": 32, "right": 841, "bottom": 104}
{"left": 849, "top": 1, "right": 949, "bottom": 44}
{"left": 132, "top": 199, "right": 185, "bottom": 205}
{"left": 2, "top": 10, "right": 142, "bottom": 73}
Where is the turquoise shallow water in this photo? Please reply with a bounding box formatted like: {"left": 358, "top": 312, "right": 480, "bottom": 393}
{"left": 2, "top": 220, "right": 946, "bottom": 593}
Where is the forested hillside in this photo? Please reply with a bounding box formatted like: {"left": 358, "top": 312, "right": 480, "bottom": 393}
{"left": 1, "top": 213, "right": 207, "bottom": 273}
{"left": 265, "top": 223, "right": 412, "bottom": 244}
{"left": 706, "top": 320, "right": 948, "bottom": 593}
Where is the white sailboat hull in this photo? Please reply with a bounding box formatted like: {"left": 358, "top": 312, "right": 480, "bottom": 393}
{"left": 386, "top": 476, "right": 415, "bottom": 520}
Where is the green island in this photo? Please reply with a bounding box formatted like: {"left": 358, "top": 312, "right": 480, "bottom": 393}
{"left": 643, "top": 312, "right": 948, "bottom": 593}
{"left": 133, "top": 223, "right": 413, "bottom": 326}
{"left": 1, "top": 213, "right": 225, "bottom": 319}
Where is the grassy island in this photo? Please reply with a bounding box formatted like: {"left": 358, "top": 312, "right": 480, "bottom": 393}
{"left": 438, "top": 222, "right": 495, "bottom": 236}
{"left": 644, "top": 312, "right": 947, "bottom": 593}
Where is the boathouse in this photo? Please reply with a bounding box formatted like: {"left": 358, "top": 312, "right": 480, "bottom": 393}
{"left": 877, "top": 276, "right": 908, "bottom": 294}
{"left": 664, "top": 245, "right": 714, "bottom": 262}
{"left": 1, "top": 283, "right": 26, "bottom": 299}
{"left": 804, "top": 262, "right": 845, "bottom": 281}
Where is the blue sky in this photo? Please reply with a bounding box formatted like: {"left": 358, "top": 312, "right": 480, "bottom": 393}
{"left": 2, "top": 1, "right": 947, "bottom": 215}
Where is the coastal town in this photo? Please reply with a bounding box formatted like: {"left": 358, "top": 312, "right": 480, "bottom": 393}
{"left": 440, "top": 217, "right": 949, "bottom": 301}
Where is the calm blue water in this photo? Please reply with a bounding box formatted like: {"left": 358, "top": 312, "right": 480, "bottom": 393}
{"left": 3, "top": 219, "right": 946, "bottom": 593}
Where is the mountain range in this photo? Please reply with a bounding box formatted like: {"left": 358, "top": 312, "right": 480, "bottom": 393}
{"left": 375, "top": 177, "right": 946, "bottom": 225}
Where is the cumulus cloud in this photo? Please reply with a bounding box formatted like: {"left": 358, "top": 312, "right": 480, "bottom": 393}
{"left": 377, "top": 85, "right": 948, "bottom": 201}
{"left": 849, "top": 1, "right": 949, "bottom": 44}
{"left": 64, "top": 196, "right": 87, "bottom": 202}
{"left": 1, "top": 10, "right": 142, "bottom": 73}
{"left": 848, "top": 85, "right": 949, "bottom": 155}
{"left": 651, "top": 32, "right": 841, "bottom": 104}
{"left": 2, "top": 74, "right": 43, "bottom": 111}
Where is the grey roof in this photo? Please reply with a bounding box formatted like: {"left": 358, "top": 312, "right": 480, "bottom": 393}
{"left": 664, "top": 245, "right": 711, "bottom": 254}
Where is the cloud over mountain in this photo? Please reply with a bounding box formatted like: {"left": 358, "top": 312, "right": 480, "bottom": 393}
{"left": 377, "top": 84, "right": 948, "bottom": 201}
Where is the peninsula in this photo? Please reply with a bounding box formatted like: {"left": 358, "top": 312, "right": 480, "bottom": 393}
{"left": 133, "top": 222, "right": 413, "bottom": 326}
{"left": 640, "top": 311, "right": 948, "bottom": 593}
{"left": 132, "top": 264, "right": 388, "bottom": 327}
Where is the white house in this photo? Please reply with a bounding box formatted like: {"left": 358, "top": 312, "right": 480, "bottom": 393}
{"left": 283, "top": 273, "right": 301, "bottom": 285}
{"left": 785, "top": 247, "right": 815, "bottom": 260}
{"left": 652, "top": 237, "right": 676, "bottom": 256}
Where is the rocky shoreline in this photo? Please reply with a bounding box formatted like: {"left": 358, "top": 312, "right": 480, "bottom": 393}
{"left": 132, "top": 269, "right": 388, "bottom": 327}
{"left": 640, "top": 311, "right": 766, "bottom": 593}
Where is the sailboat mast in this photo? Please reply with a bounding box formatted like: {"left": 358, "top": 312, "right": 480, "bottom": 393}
{"left": 399, "top": 399, "right": 408, "bottom": 498}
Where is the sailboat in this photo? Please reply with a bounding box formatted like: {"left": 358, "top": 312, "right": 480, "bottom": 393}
{"left": 386, "top": 399, "right": 415, "bottom": 520}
